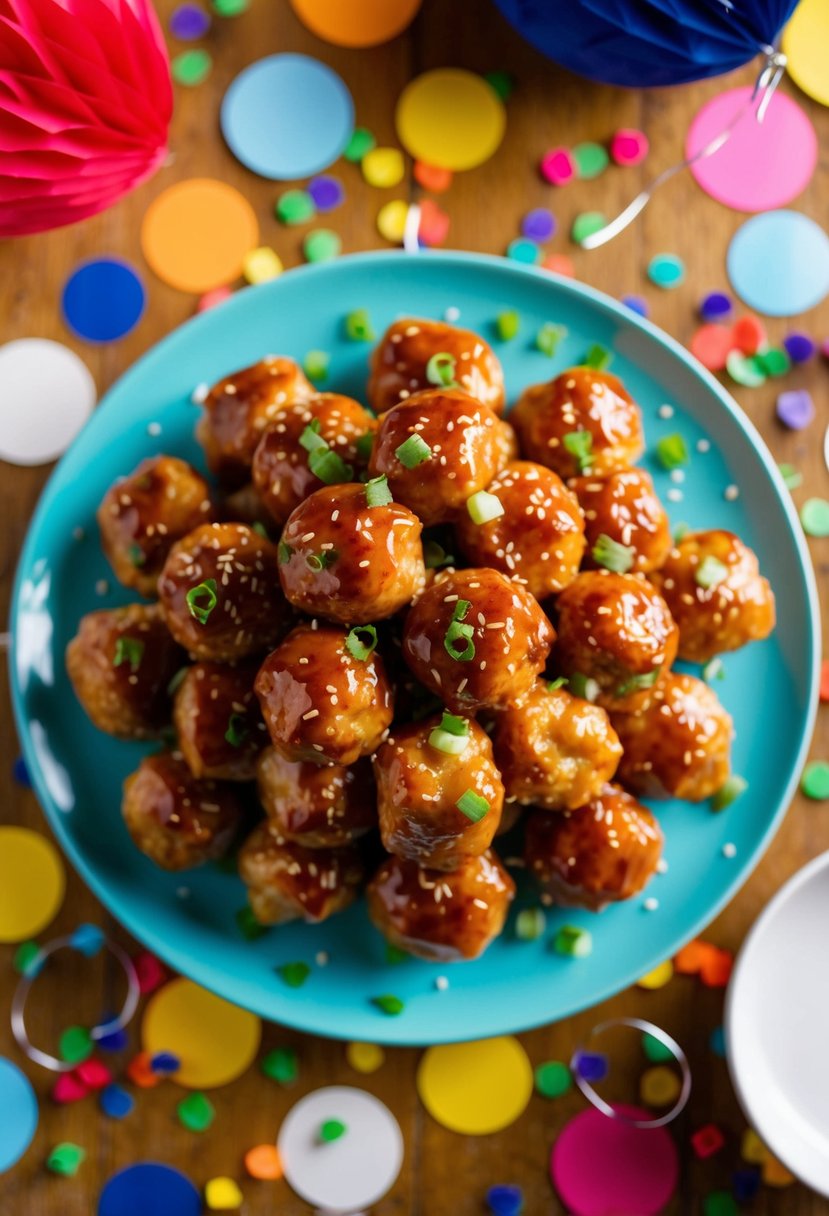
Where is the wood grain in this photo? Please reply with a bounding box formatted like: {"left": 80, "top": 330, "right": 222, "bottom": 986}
{"left": 0, "top": 0, "right": 827, "bottom": 1211}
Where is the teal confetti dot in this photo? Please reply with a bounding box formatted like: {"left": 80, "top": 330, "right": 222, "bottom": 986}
{"left": 648, "top": 253, "right": 686, "bottom": 289}
{"left": 506, "top": 238, "right": 541, "bottom": 265}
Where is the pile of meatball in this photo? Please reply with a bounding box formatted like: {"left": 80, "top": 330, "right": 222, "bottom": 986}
{"left": 66, "top": 317, "right": 775, "bottom": 963}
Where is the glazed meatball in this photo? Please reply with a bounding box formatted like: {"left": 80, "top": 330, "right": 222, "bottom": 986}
{"left": 650, "top": 530, "right": 775, "bottom": 663}
{"left": 158, "top": 523, "right": 288, "bottom": 662}
{"left": 257, "top": 748, "right": 377, "bottom": 847}
{"left": 366, "top": 850, "right": 515, "bottom": 961}
{"left": 454, "top": 461, "right": 585, "bottom": 598}
{"left": 553, "top": 570, "right": 678, "bottom": 712}
{"left": 196, "top": 356, "right": 314, "bottom": 486}
{"left": 492, "top": 680, "right": 622, "bottom": 811}
{"left": 611, "top": 672, "right": 733, "bottom": 802}
{"left": 367, "top": 389, "right": 503, "bottom": 526}
{"left": 494, "top": 418, "right": 520, "bottom": 469}
{"left": 571, "top": 467, "right": 672, "bottom": 575}
{"left": 97, "top": 456, "right": 214, "bottom": 597}
{"left": 368, "top": 317, "right": 505, "bottom": 416}
{"left": 173, "top": 662, "right": 267, "bottom": 781}
{"left": 255, "top": 623, "right": 394, "bottom": 766}
{"left": 278, "top": 482, "right": 425, "bottom": 625}
{"left": 66, "top": 603, "right": 184, "bottom": 739}
{"left": 219, "top": 482, "right": 271, "bottom": 528}
{"left": 122, "top": 751, "right": 244, "bottom": 871}
{"left": 524, "top": 785, "right": 663, "bottom": 911}
{"left": 374, "top": 716, "right": 504, "bottom": 870}
{"left": 251, "top": 393, "right": 375, "bottom": 526}
{"left": 402, "top": 568, "right": 554, "bottom": 713}
{"left": 238, "top": 820, "right": 364, "bottom": 924}
{"left": 512, "top": 367, "right": 644, "bottom": 479}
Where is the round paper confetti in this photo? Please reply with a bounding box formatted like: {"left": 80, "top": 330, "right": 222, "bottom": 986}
{"left": 800, "top": 497, "right": 829, "bottom": 538}
{"left": 550, "top": 1105, "right": 679, "bottom": 1216}
{"left": 690, "top": 324, "right": 734, "bottom": 372}
{"left": 142, "top": 978, "right": 261, "bottom": 1088}
{"left": 169, "top": 3, "right": 210, "bottom": 38}
{"left": 506, "top": 237, "right": 540, "bottom": 265}
{"left": 637, "top": 959, "right": 674, "bottom": 989}
{"left": 344, "top": 127, "right": 376, "bottom": 162}
{"left": 61, "top": 259, "right": 145, "bottom": 343}
{"left": 727, "top": 211, "right": 829, "bottom": 317}
{"left": 276, "top": 189, "right": 315, "bottom": 225}
{"left": 611, "top": 128, "right": 648, "bottom": 166}
{"left": 98, "top": 1163, "right": 201, "bottom": 1216}
{"left": 308, "top": 175, "right": 344, "bottom": 212}
{"left": 700, "top": 292, "right": 733, "bottom": 322}
{"left": 278, "top": 1086, "right": 403, "bottom": 1212}
{"left": 417, "top": 1036, "right": 532, "bottom": 1134}
{"left": 571, "top": 212, "right": 606, "bottom": 245}
{"left": 783, "top": 0, "right": 829, "bottom": 109}
{"left": 172, "top": 48, "right": 212, "bottom": 86}
{"left": 540, "top": 147, "right": 576, "bottom": 186}
{"left": 801, "top": 760, "right": 829, "bottom": 800}
{"left": 542, "top": 253, "right": 575, "bottom": 277}
{"left": 377, "top": 199, "right": 408, "bottom": 243}
{"left": 648, "top": 253, "right": 685, "bottom": 289}
{"left": 396, "top": 69, "right": 505, "bottom": 171}
{"left": 303, "top": 228, "right": 342, "bottom": 263}
{"left": 0, "top": 827, "right": 65, "bottom": 941}
{"left": 573, "top": 141, "right": 609, "bottom": 179}
{"left": 418, "top": 198, "right": 449, "bottom": 247}
{"left": 0, "top": 339, "right": 96, "bottom": 466}
{"left": 0, "top": 1058, "right": 38, "bottom": 1173}
{"left": 221, "top": 54, "right": 353, "bottom": 180}
{"left": 521, "top": 208, "right": 555, "bottom": 241}
{"left": 362, "top": 146, "right": 405, "bottom": 188}
{"left": 141, "top": 179, "right": 259, "bottom": 293}
{"left": 414, "top": 161, "right": 452, "bottom": 191}
{"left": 290, "top": 0, "right": 421, "bottom": 46}
{"left": 784, "top": 332, "right": 816, "bottom": 363}
{"left": 687, "top": 88, "right": 817, "bottom": 212}
{"left": 622, "top": 294, "right": 648, "bottom": 317}
{"left": 242, "top": 247, "right": 283, "bottom": 284}
{"left": 346, "top": 1041, "right": 384, "bottom": 1074}
{"left": 776, "top": 389, "right": 814, "bottom": 430}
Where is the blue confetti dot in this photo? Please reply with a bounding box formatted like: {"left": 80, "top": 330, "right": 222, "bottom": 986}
{"left": 98, "top": 1163, "right": 201, "bottom": 1216}
{"left": 727, "top": 210, "right": 829, "bottom": 317}
{"left": 709, "top": 1025, "right": 726, "bottom": 1057}
{"left": 732, "top": 1167, "right": 761, "bottom": 1203}
{"left": 699, "top": 291, "right": 733, "bottom": 322}
{"left": 0, "top": 1058, "right": 38, "bottom": 1172}
{"left": 70, "top": 923, "right": 106, "bottom": 957}
{"left": 62, "top": 259, "right": 146, "bottom": 344}
{"left": 100, "top": 1084, "right": 134, "bottom": 1120}
{"left": 12, "top": 756, "right": 30, "bottom": 787}
{"left": 96, "top": 1013, "right": 129, "bottom": 1053}
{"left": 150, "top": 1051, "right": 181, "bottom": 1075}
{"left": 621, "top": 294, "right": 649, "bottom": 318}
{"left": 783, "top": 331, "right": 816, "bottom": 363}
{"left": 486, "top": 1183, "right": 524, "bottom": 1216}
{"left": 506, "top": 237, "right": 541, "bottom": 265}
{"left": 572, "top": 1049, "right": 609, "bottom": 1083}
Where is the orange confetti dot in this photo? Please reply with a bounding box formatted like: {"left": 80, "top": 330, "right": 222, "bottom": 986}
{"left": 731, "top": 314, "right": 767, "bottom": 356}
{"left": 819, "top": 659, "right": 829, "bottom": 702}
{"left": 289, "top": 0, "right": 421, "bottom": 48}
{"left": 699, "top": 947, "right": 734, "bottom": 988}
{"left": 763, "top": 1152, "right": 796, "bottom": 1187}
{"left": 673, "top": 939, "right": 709, "bottom": 974}
{"left": 244, "top": 1144, "right": 283, "bottom": 1180}
{"left": 126, "top": 1052, "right": 161, "bottom": 1089}
{"left": 141, "top": 179, "right": 259, "bottom": 294}
{"left": 414, "top": 161, "right": 453, "bottom": 192}
{"left": 418, "top": 198, "right": 450, "bottom": 247}
{"left": 541, "top": 253, "right": 575, "bottom": 278}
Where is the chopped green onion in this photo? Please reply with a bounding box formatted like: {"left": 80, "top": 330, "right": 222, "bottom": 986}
{"left": 444, "top": 620, "right": 475, "bottom": 661}
{"left": 456, "top": 789, "right": 490, "bottom": 822}
{"left": 710, "top": 775, "right": 748, "bottom": 812}
{"left": 466, "top": 489, "right": 504, "bottom": 525}
{"left": 695, "top": 555, "right": 728, "bottom": 589}
{"left": 185, "top": 578, "right": 218, "bottom": 625}
{"left": 299, "top": 419, "right": 326, "bottom": 453}
{"left": 425, "top": 352, "right": 457, "bottom": 388}
{"left": 128, "top": 543, "right": 146, "bottom": 568}
{"left": 365, "top": 474, "right": 393, "bottom": 507}
{"left": 355, "top": 432, "right": 374, "bottom": 462}
{"left": 515, "top": 908, "right": 546, "bottom": 941}
{"left": 395, "top": 433, "right": 433, "bottom": 468}
{"left": 451, "top": 599, "right": 471, "bottom": 622}
{"left": 303, "top": 349, "right": 330, "bottom": 382}
{"left": 536, "top": 322, "right": 567, "bottom": 356}
{"left": 583, "top": 343, "right": 612, "bottom": 370}
{"left": 251, "top": 521, "right": 269, "bottom": 539}
{"left": 344, "top": 308, "right": 375, "bottom": 341}
{"left": 655, "top": 433, "right": 689, "bottom": 470}
{"left": 496, "top": 310, "right": 520, "bottom": 341}
{"left": 547, "top": 676, "right": 568, "bottom": 691}
{"left": 345, "top": 624, "right": 378, "bottom": 661}
{"left": 438, "top": 712, "right": 468, "bottom": 736}
{"left": 167, "top": 667, "right": 189, "bottom": 697}
{"left": 778, "top": 462, "right": 802, "bottom": 490}
{"left": 568, "top": 672, "right": 600, "bottom": 702}
{"left": 616, "top": 667, "right": 660, "bottom": 697}
{"left": 673, "top": 521, "right": 690, "bottom": 543}
{"left": 225, "top": 714, "right": 249, "bottom": 747}
{"left": 592, "top": 533, "right": 635, "bottom": 573}
{"left": 235, "top": 905, "right": 267, "bottom": 940}
{"left": 553, "top": 925, "right": 593, "bottom": 958}
{"left": 308, "top": 446, "right": 353, "bottom": 484}
{"left": 385, "top": 943, "right": 408, "bottom": 965}
{"left": 305, "top": 549, "right": 338, "bottom": 572}
{"left": 371, "top": 994, "right": 404, "bottom": 1016}
{"left": 563, "top": 429, "right": 594, "bottom": 473}
{"left": 702, "top": 657, "right": 725, "bottom": 683}
{"left": 428, "top": 712, "right": 470, "bottom": 756}
{"left": 424, "top": 540, "right": 454, "bottom": 569}
{"left": 276, "top": 961, "right": 311, "bottom": 988}
{"left": 113, "top": 636, "right": 144, "bottom": 672}
{"left": 278, "top": 541, "right": 294, "bottom": 564}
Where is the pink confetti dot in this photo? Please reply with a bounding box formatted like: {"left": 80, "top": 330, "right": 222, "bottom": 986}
{"left": 610, "top": 128, "right": 649, "bottom": 166}
{"left": 540, "top": 147, "right": 575, "bottom": 186}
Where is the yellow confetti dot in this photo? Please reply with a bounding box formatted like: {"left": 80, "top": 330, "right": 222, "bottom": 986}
{"left": 205, "top": 1177, "right": 243, "bottom": 1210}
{"left": 242, "top": 246, "right": 283, "bottom": 284}
{"left": 762, "top": 1152, "right": 796, "bottom": 1187}
{"left": 639, "top": 1065, "right": 681, "bottom": 1107}
{"left": 783, "top": 0, "right": 829, "bottom": 108}
{"left": 417, "top": 1036, "right": 533, "bottom": 1134}
{"left": 142, "top": 978, "right": 261, "bottom": 1088}
{"left": 740, "top": 1127, "right": 767, "bottom": 1164}
{"left": 346, "top": 1041, "right": 385, "bottom": 1074}
{"left": 376, "top": 200, "right": 409, "bottom": 244}
{"left": 362, "top": 147, "right": 405, "bottom": 188}
{"left": 396, "top": 68, "right": 506, "bottom": 171}
{"left": 637, "top": 960, "right": 674, "bottom": 990}
{"left": 0, "top": 827, "right": 65, "bottom": 943}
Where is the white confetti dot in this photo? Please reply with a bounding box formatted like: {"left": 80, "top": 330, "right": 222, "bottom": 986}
{"left": 658, "top": 404, "right": 674, "bottom": 419}
{"left": 0, "top": 339, "right": 96, "bottom": 466}
{"left": 724, "top": 484, "right": 740, "bottom": 501}
{"left": 722, "top": 843, "right": 737, "bottom": 859}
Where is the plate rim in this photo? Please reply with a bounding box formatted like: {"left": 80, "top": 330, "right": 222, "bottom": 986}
{"left": 9, "top": 249, "right": 821, "bottom": 1044}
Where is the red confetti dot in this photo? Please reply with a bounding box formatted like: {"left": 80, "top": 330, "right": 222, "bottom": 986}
{"left": 413, "top": 161, "right": 452, "bottom": 192}
{"left": 610, "top": 128, "right": 649, "bottom": 166}
{"left": 731, "top": 315, "right": 767, "bottom": 356}
{"left": 74, "top": 1059, "right": 113, "bottom": 1090}
{"left": 820, "top": 660, "right": 829, "bottom": 703}
{"left": 197, "top": 285, "right": 232, "bottom": 313}
{"left": 541, "top": 253, "right": 575, "bottom": 278}
{"left": 52, "top": 1072, "right": 89, "bottom": 1104}
{"left": 690, "top": 324, "right": 734, "bottom": 372}
{"left": 540, "top": 147, "right": 576, "bottom": 186}
{"left": 691, "top": 1124, "right": 725, "bottom": 1159}
{"left": 126, "top": 1051, "right": 162, "bottom": 1089}
{"left": 134, "top": 950, "right": 166, "bottom": 994}
{"left": 418, "top": 198, "right": 450, "bottom": 247}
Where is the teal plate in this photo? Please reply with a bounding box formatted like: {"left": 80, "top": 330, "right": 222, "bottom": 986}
{"left": 11, "top": 251, "right": 819, "bottom": 1044}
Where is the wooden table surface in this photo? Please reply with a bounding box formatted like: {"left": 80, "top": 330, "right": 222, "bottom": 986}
{"left": 1, "top": 1, "right": 827, "bottom": 1212}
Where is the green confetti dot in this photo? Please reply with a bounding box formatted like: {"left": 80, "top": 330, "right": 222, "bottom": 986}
{"left": 801, "top": 760, "right": 829, "bottom": 800}
{"left": 213, "top": 0, "right": 248, "bottom": 14}
{"left": 571, "top": 212, "right": 607, "bottom": 246}
{"left": 496, "top": 309, "right": 520, "bottom": 340}
{"left": 320, "top": 1118, "right": 347, "bottom": 1142}
{"left": 755, "top": 347, "right": 790, "bottom": 377}
{"left": 13, "top": 940, "right": 41, "bottom": 976}
{"left": 534, "top": 1059, "right": 572, "bottom": 1098}
{"left": 778, "top": 462, "right": 803, "bottom": 490}
{"left": 726, "top": 349, "right": 765, "bottom": 388}
{"left": 171, "top": 48, "right": 212, "bottom": 86}
{"left": 59, "top": 1025, "right": 93, "bottom": 1064}
{"left": 800, "top": 497, "right": 829, "bottom": 538}
{"left": 371, "top": 994, "right": 404, "bottom": 1016}
{"left": 235, "top": 905, "right": 267, "bottom": 941}
{"left": 344, "top": 127, "right": 376, "bottom": 162}
{"left": 703, "top": 1191, "right": 739, "bottom": 1216}
{"left": 47, "top": 1143, "right": 86, "bottom": 1176}
{"left": 276, "top": 961, "right": 311, "bottom": 988}
{"left": 647, "top": 253, "right": 685, "bottom": 289}
{"left": 275, "top": 189, "right": 315, "bottom": 226}
{"left": 484, "top": 69, "right": 514, "bottom": 101}
{"left": 177, "top": 1091, "right": 215, "bottom": 1132}
{"left": 552, "top": 925, "right": 593, "bottom": 958}
{"left": 303, "top": 228, "right": 342, "bottom": 263}
{"left": 642, "top": 1032, "right": 675, "bottom": 1063}
{"left": 573, "top": 141, "right": 609, "bottom": 179}
{"left": 261, "top": 1046, "right": 298, "bottom": 1084}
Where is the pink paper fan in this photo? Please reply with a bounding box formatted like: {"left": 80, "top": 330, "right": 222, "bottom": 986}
{"left": 0, "top": 0, "right": 172, "bottom": 236}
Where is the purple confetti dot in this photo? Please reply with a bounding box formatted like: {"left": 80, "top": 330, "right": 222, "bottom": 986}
{"left": 699, "top": 291, "right": 733, "bottom": 322}
{"left": 621, "top": 294, "right": 649, "bottom": 318}
{"left": 783, "top": 332, "right": 816, "bottom": 364}
{"left": 776, "top": 389, "right": 815, "bottom": 430}
{"left": 573, "top": 1049, "right": 609, "bottom": 1083}
{"left": 169, "top": 2, "right": 211, "bottom": 38}
{"left": 521, "top": 207, "right": 556, "bottom": 241}
{"left": 307, "top": 175, "right": 344, "bottom": 213}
